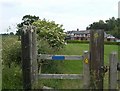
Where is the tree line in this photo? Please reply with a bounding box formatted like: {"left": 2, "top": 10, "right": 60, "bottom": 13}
{"left": 87, "top": 17, "right": 120, "bottom": 39}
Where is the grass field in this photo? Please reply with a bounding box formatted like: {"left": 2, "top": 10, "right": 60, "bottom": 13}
{"left": 38, "top": 43, "right": 118, "bottom": 89}
{"left": 2, "top": 35, "right": 118, "bottom": 89}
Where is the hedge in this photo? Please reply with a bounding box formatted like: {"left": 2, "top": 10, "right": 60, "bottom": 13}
{"left": 66, "top": 40, "right": 120, "bottom": 45}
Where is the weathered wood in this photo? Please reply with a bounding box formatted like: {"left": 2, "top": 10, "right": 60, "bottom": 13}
{"left": 31, "top": 26, "right": 38, "bottom": 88}
{"left": 83, "top": 51, "right": 90, "bottom": 89}
{"left": 38, "top": 54, "right": 83, "bottom": 60}
{"left": 118, "top": 44, "right": 120, "bottom": 90}
{"left": 38, "top": 74, "right": 83, "bottom": 79}
{"left": 0, "top": 35, "right": 2, "bottom": 91}
{"left": 109, "top": 52, "right": 118, "bottom": 89}
{"left": 118, "top": 70, "right": 120, "bottom": 90}
{"left": 89, "top": 30, "right": 104, "bottom": 89}
{"left": 21, "top": 26, "right": 32, "bottom": 89}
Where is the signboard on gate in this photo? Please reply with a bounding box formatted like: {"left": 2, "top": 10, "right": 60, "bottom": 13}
{"left": 52, "top": 56, "right": 65, "bottom": 60}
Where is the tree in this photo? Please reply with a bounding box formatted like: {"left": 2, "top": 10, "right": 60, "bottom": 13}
{"left": 86, "top": 20, "right": 107, "bottom": 30}
{"left": 17, "top": 15, "right": 66, "bottom": 51}
{"left": 33, "top": 19, "right": 66, "bottom": 52}
{"left": 86, "top": 17, "right": 120, "bottom": 39}
{"left": 105, "top": 17, "right": 116, "bottom": 31}
{"left": 9, "top": 32, "right": 14, "bottom": 35}
{"left": 16, "top": 15, "right": 39, "bottom": 39}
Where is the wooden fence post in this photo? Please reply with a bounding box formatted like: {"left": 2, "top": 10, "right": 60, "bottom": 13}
{"left": 31, "top": 26, "right": 38, "bottom": 89}
{"left": 89, "top": 30, "right": 104, "bottom": 89}
{"left": 118, "top": 66, "right": 120, "bottom": 89}
{"left": 83, "top": 51, "right": 90, "bottom": 89}
{"left": 21, "top": 26, "right": 32, "bottom": 90}
{"left": 118, "top": 64, "right": 120, "bottom": 90}
{"left": 0, "top": 35, "right": 2, "bottom": 91}
{"left": 109, "top": 52, "right": 118, "bottom": 89}
{"left": 118, "top": 44, "right": 120, "bottom": 90}
{"left": 21, "top": 26, "right": 38, "bottom": 90}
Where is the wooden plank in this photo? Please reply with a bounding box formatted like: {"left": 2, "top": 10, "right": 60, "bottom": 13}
{"left": 89, "top": 30, "right": 104, "bottom": 89}
{"left": 109, "top": 52, "right": 118, "bottom": 89}
{"left": 38, "top": 74, "right": 83, "bottom": 79}
{"left": 83, "top": 51, "right": 90, "bottom": 89}
{"left": 38, "top": 54, "right": 83, "bottom": 60}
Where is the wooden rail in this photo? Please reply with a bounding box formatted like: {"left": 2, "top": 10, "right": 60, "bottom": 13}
{"left": 38, "top": 54, "right": 83, "bottom": 60}
{"left": 38, "top": 74, "right": 83, "bottom": 79}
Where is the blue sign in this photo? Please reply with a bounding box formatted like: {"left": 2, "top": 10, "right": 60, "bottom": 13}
{"left": 52, "top": 56, "right": 65, "bottom": 60}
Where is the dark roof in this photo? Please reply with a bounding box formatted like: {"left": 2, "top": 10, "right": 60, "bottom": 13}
{"left": 67, "top": 30, "right": 90, "bottom": 34}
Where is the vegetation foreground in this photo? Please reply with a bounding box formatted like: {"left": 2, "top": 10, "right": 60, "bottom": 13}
{"left": 2, "top": 35, "right": 118, "bottom": 89}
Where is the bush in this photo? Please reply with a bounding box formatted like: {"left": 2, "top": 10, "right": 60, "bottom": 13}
{"left": 66, "top": 40, "right": 89, "bottom": 44}
{"left": 104, "top": 41, "right": 119, "bottom": 45}
{"left": 2, "top": 64, "right": 23, "bottom": 89}
{"left": 2, "top": 36, "right": 21, "bottom": 67}
{"left": 67, "top": 40, "right": 119, "bottom": 45}
{"left": 33, "top": 19, "right": 66, "bottom": 51}
{"left": 2, "top": 35, "right": 22, "bottom": 89}
{"left": 37, "top": 39, "right": 55, "bottom": 54}
{"left": 37, "top": 39, "right": 62, "bottom": 74}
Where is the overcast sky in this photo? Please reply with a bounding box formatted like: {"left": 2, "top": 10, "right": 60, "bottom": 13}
{"left": 0, "top": 0, "right": 119, "bottom": 33}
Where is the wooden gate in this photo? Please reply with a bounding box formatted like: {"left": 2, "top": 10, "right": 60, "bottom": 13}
{"left": 21, "top": 26, "right": 119, "bottom": 90}
{"left": 37, "top": 52, "right": 90, "bottom": 89}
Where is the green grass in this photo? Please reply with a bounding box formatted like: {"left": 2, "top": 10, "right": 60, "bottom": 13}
{"left": 56, "top": 43, "right": 118, "bottom": 65}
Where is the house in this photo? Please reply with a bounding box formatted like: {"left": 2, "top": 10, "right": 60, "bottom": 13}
{"left": 66, "top": 29, "right": 90, "bottom": 41}
{"left": 66, "top": 29, "right": 116, "bottom": 42}
{"left": 104, "top": 34, "right": 116, "bottom": 42}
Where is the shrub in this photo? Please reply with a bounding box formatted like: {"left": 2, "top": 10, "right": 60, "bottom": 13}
{"left": 67, "top": 40, "right": 119, "bottom": 45}
{"left": 104, "top": 41, "right": 119, "bottom": 45}
{"left": 2, "top": 36, "right": 21, "bottom": 68}
{"left": 66, "top": 40, "right": 89, "bottom": 44}
{"left": 33, "top": 19, "right": 66, "bottom": 51}
{"left": 2, "top": 64, "right": 23, "bottom": 89}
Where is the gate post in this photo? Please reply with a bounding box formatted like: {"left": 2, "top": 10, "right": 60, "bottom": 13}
{"left": 118, "top": 70, "right": 120, "bottom": 90}
{"left": 118, "top": 64, "right": 120, "bottom": 89}
{"left": 83, "top": 51, "right": 90, "bottom": 89}
{"left": 89, "top": 30, "right": 104, "bottom": 89}
{"left": 31, "top": 26, "right": 38, "bottom": 88}
{"left": 118, "top": 43, "right": 120, "bottom": 89}
{"left": 109, "top": 52, "right": 118, "bottom": 89}
{"left": 21, "top": 26, "right": 38, "bottom": 90}
{"left": 21, "top": 26, "right": 32, "bottom": 90}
